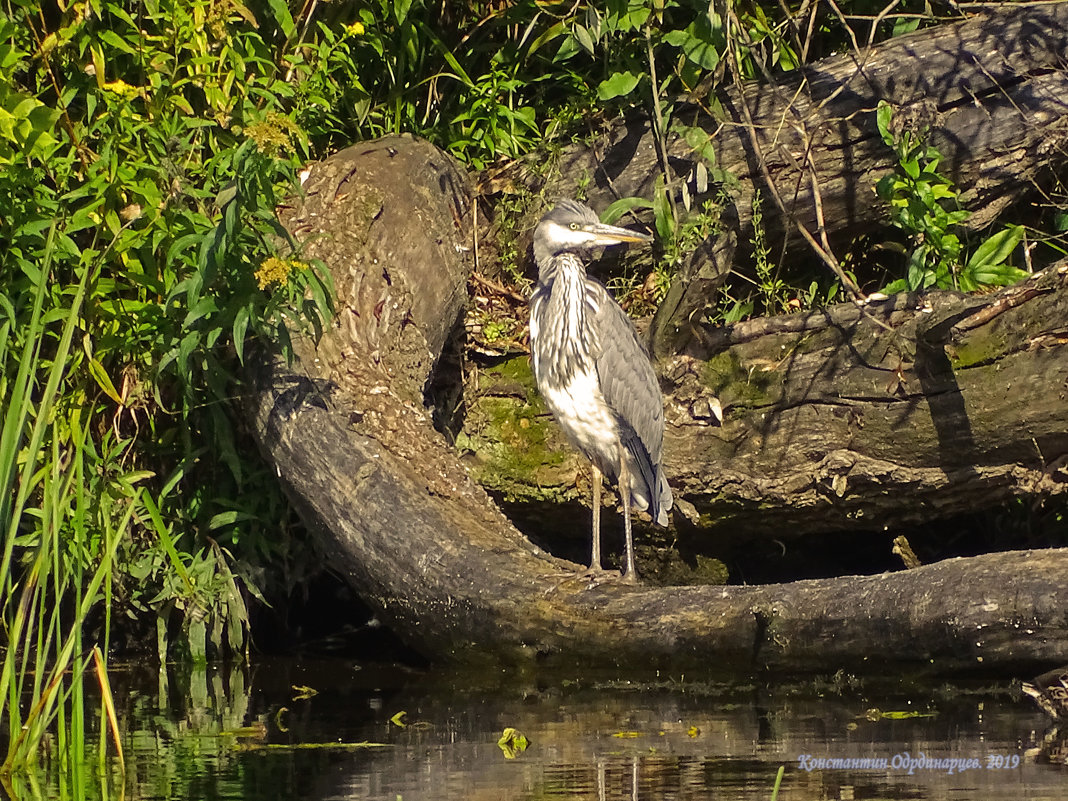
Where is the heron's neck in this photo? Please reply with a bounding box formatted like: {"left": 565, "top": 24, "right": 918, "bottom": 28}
{"left": 534, "top": 253, "right": 597, "bottom": 387}
{"left": 536, "top": 251, "right": 586, "bottom": 287}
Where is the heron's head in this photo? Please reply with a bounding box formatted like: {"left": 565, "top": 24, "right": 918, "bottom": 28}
{"left": 533, "top": 199, "right": 652, "bottom": 265}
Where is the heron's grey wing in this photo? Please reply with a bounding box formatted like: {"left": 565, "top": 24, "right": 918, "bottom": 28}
{"left": 588, "top": 281, "right": 672, "bottom": 523}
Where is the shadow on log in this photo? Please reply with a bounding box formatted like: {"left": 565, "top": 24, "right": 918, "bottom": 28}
{"left": 246, "top": 135, "right": 1068, "bottom": 671}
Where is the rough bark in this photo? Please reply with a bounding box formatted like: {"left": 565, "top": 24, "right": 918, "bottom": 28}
{"left": 533, "top": 3, "right": 1068, "bottom": 355}
{"left": 246, "top": 135, "right": 1068, "bottom": 669}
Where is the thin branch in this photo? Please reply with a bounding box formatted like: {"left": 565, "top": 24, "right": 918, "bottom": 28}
{"left": 723, "top": 4, "right": 863, "bottom": 300}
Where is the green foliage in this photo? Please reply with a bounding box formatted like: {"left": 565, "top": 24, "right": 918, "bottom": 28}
{"left": 448, "top": 61, "right": 540, "bottom": 170}
{"left": 1, "top": 0, "right": 336, "bottom": 693}
{"left": 0, "top": 229, "right": 131, "bottom": 777}
{"left": 875, "top": 101, "right": 1028, "bottom": 293}
{"left": 750, "top": 192, "right": 791, "bottom": 316}
{"left": 0, "top": 0, "right": 1049, "bottom": 757}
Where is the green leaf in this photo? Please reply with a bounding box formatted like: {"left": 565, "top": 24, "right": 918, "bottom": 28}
{"left": 652, "top": 176, "right": 674, "bottom": 241}
{"left": 266, "top": 0, "right": 296, "bottom": 38}
{"left": 679, "top": 124, "right": 717, "bottom": 166}
{"left": 394, "top": 0, "right": 413, "bottom": 25}
{"left": 572, "top": 23, "right": 595, "bottom": 56}
{"left": 414, "top": 22, "right": 473, "bottom": 85}
{"left": 965, "top": 225, "right": 1023, "bottom": 275}
{"left": 232, "top": 305, "right": 251, "bottom": 364}
{"left": 875, "top": 174, "right": 897, "bottom": 202}
{"left": 525, "top": 20, "right": 566, "bottom": 58}
{"left": 663, "top": 19, "right": 723, "bottom": 70}
{"left": 87, "top": 356, "right": 123, "bottom": 405}
{"left": 182, "top": 296, "right": 220, "bottom": 330}
{"left": 207, "top": 510, "right": 256, "bottom": 530}
{"left": 969, "top": 262, "right": 1029, "bottom": 288}
{"left": 892, "top": 17, "right": 922, "bottom": 37}
{"left": 880, "top": 278, "right": 908, "bottom": 295}
{"left": 602, "top": 197, "right": 653, "bottom": 225}
{"left": 876, "top": 101, "right": 893, "bottom": 146}
{"left": 597, "top": 70, "right": 641, "bottom": 100}
{"left": 141, "top": 493, "right": 195, "bottom": 594}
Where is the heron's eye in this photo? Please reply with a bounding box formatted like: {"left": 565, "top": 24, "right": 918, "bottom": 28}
{"left": 569, "top": 223, "right": 579, "bottom": 231}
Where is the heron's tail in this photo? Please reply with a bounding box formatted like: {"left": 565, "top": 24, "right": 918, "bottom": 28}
{"left": 650, "top": 469, "right": 673, "bottom": 527}
{"left": 620, "top": 433, "right": 673, "bottom": 527}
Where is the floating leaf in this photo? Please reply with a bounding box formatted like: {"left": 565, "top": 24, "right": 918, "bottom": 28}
{"left": 498, "top": 727, "right": 530, "bottom": 758}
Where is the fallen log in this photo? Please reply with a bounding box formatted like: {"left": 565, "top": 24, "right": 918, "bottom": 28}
{"left": 469, "top": 268, "right": 1068, "bottom": 545}
{"left": 531, "top": 3, "right": 1068, "bottom": 355}
{"left": 246, "top": 135, "right": 1068, "bottom": 668}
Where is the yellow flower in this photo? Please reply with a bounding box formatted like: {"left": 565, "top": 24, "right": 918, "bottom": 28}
{"left": 255, "top": 257, "right": 303, "bottom": 290}
{"left": 244, "top": 112, "right": 301, "bottom": 155}
{"left": 345, "top": 21, "right": 365, "bottom": 36}
{"left": 102, "top": 80, "right": 143, "bottom": 100}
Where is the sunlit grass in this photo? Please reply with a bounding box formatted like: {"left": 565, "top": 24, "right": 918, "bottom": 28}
{"left": 0, "top": 228, "right": 128, "bottom": 793}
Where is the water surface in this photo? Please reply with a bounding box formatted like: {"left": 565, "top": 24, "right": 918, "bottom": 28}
{"left": 19, "top": 659, "right": 1068, "bottom": 800}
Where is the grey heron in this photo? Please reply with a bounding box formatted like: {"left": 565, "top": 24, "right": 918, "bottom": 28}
{"left": 528, "top": 199, "right": 672, "bottom": 582}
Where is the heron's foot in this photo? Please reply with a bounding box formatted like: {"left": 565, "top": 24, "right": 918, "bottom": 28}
{"left": 542, "top": 565, "right": 639, "bottom": 594}
{"left": 581, "top": 565, "right": 641, "bottom": 588}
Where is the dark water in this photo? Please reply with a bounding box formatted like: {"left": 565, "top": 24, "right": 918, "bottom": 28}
{"left": 19, "top": 659, "right": 1068, "bottom": 800}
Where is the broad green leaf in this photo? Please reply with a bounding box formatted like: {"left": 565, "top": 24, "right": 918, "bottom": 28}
{"left": 876, "top": 101, "right": 893, "bottom": 145}
{"left": 892, "top": 17, "right": 922, "bottom": 37}
{"left": 965, "top": 225, "right": 1023, "bottom": 274}
{"left": 875, "top": 174, "right": 897, "bottom": 202}
{"left": 664, "top": 19, "right": 723, "bottom": 70}
{"left": 603, "top": 197, "right": 653, "bottom": 225}
{"left": 99, "top": 29, "right": 138, "bottom": 55}
{"left": 597, "top": 70, "right": 641, "bottom": 100}
{"left": 679, "top": 124, "right": 716, "bottom": 166}
{"left": 394, "top": 0, "right": 413, "bottom": 25}
{"left": 969, "top": 262, "right": 1029, "bottom": 287}
{"left": 266, "top": 0, "right": 296, "bottom": 38}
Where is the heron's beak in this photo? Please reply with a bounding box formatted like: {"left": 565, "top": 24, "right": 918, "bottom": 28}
{"left": 586, "top": 222, "right": 653, "bottom": 246}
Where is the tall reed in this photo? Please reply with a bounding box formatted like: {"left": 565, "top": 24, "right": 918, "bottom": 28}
{"left": 0, "top": 228, "right": 129, "bottom": 791}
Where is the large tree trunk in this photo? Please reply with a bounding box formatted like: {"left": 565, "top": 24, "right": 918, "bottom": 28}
{"left": 246, "top": 5, "right": 1068, "bottom": 669}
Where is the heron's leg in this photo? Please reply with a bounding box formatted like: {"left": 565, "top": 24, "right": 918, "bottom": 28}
{"left": 618, "top": 457, "right": 638, "bottom": 583}
{"left": 590, "top": 463, "right": 603, "bottom": 571}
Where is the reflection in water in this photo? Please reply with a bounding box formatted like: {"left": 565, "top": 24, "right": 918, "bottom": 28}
{"left": 17, "top": 659, "right": 1068, "bottom": 800}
